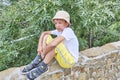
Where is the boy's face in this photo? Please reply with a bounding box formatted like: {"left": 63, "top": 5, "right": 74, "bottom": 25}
{"left": 53, "top": 19, "right": 69, "bottom": 32}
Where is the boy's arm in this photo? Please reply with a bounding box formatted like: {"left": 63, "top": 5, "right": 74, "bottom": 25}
{"left": 37, "top": 31, "right": 52, "bottom": 54}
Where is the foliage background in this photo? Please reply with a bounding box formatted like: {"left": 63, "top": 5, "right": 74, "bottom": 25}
{"left": 0, "top": 0, "right": 120, "bottom": 71}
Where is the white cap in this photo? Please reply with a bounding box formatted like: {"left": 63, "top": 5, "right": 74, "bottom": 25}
{"left": 52, "top": 10, "right": 70, "bottom": 25}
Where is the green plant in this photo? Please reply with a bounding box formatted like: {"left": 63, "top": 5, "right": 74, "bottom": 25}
{"left": 0, "top": 0, "right": 120, "bottom": 71}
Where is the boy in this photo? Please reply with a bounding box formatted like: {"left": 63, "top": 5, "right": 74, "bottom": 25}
{"left": 22, "top": 10, "right": 79, "bottom": 80}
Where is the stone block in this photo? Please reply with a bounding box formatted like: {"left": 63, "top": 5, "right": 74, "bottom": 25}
{"left": 0, "top": 41, "right": 120, "bottom": 80}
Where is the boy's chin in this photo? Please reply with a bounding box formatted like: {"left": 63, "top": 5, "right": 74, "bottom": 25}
{"left": 57, "top": 30, "right": 63, "bottom": 32}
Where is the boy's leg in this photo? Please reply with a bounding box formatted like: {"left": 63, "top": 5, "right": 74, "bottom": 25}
{"left": 22, "top": 54, "right": 42, "bottom": 74}
{"left": 26, "top": 35, "right": 56, "bottom": 79}
{"left": 22, "top": 35, "right": 47, "bottom": 74}
{"left": 26, "top": 50, "right": 56, "bottom": 80}
{"left": 45, "top": 35, "right": 75, "bottom": 68}
{"left": 25, "top": 35, "right": 75, "bottom": 79}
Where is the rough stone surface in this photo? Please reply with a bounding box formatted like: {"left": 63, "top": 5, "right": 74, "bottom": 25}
{"left": 0, "top": 41, "right": 120, "bottom": 80}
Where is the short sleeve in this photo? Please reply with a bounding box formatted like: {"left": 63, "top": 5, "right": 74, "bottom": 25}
{"left": 51, "top": 30, "right": 61, "bottom": 36}
{"left": 61, "top": 28, "right": 75, "bottom": 40}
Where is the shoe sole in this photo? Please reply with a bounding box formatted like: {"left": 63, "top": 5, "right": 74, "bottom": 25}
{"left": 21, "top": 65, "right": 36, "bottom": 75}
{"left": 21, "top": 71, "right": 30, "bottom": 75}
{"left": 26, "top": 67, "right": 49, "bottom": 79}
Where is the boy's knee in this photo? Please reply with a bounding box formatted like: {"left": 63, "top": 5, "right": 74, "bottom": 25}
{"left": 44, "top": 34, "right": 50, "bottom": 39}
{"left": 43, "top": 35, "right": 50, "bottom": 42}
{"left": 43, "top": 35, "right": 53, "bottom": 45}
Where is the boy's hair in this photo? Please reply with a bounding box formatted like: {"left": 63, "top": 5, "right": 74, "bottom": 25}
{"left": 52, "top": 10, "right": 71, "bottom": 25}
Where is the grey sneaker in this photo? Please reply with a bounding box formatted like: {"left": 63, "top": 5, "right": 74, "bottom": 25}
{"left": 26, "top": 61, "right": 48, "bottom": 80}
{"left": 22, "top": 54, "right": 42, "bottom": 74}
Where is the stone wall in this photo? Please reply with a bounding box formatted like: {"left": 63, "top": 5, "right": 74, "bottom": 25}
{"left": 0, "top": 41, "right": 120, "bottom": 80}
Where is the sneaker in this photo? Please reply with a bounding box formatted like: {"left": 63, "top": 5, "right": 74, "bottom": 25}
{"left": 22, "top": 64, "right": 34, "bottom": 74}
{"left": 22, "top": 54, "right": 42, "bottom": 74}
{"left": 26, "top": 61, "right": 48, "bottom": 80}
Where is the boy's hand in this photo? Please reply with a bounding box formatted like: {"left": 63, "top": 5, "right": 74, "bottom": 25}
{"left": 37, "top": 47, "right": 45, "bottom": 59}
{"left": 37, "top": 46, "right": 43, "bottom": 54}
{"left": 41, "top": 54, "right": 45, "bottom": 59}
